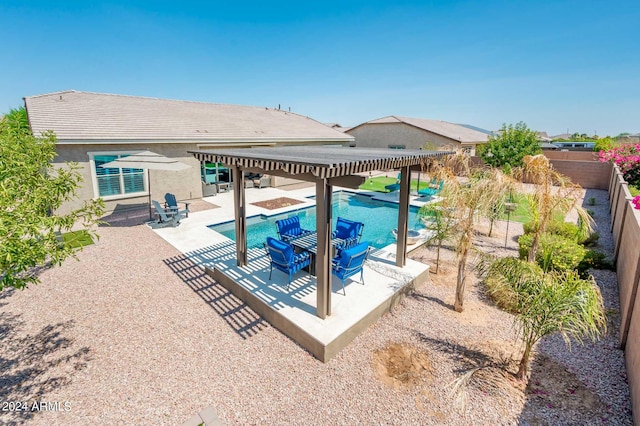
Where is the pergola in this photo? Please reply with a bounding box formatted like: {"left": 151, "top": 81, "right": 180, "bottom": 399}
{"left": 189, "top": 146, "right": 450, "bottom": 319}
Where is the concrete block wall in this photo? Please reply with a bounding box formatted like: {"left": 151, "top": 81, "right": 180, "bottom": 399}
{"left": 608, "top": 164, "right": 640, "bottom": 424}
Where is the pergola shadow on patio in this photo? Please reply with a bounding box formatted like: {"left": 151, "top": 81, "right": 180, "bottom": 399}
{"left": 183, "top": 240, "right": 431, "bottom": 361}
{"left": 189, "top": 146, "right": 451, "bottom": 316}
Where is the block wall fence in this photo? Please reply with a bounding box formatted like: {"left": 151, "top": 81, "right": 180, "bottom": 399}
{"left": 608, "top": 165, "right": 640, "bottom": 425}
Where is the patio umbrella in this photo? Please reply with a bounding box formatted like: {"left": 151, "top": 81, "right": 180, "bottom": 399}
{"left": 100, "top": 150, "right": 191, "bottom": 220}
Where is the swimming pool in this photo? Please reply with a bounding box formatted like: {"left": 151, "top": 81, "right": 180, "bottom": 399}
{"left": 209, "top": 191, "right": 426, "bottom": 249}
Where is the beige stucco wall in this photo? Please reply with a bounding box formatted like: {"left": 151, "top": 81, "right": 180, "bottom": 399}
{"left": 54, "top": 140, "right": 350, "bottom": 215}
{"left": 54, "top": 143, "right": 202, "bottom": 215}
{"left": 346, "top": 123, "right": 465, "bottom": 150}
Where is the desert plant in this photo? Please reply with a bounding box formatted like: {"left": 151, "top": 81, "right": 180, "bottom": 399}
{"left": 428, "top": 152, "right": 515, "bottom": 312}
{"left": 518, "top": 233, "right": 587, "bottom": 272}
{"left": 519, "top": 154, "right": 593, "bottom": 263}
{"left": 481, "top": 258, "right": 606, "bottom": 380}
{"left": 418, "top": 201, "right": 456, "bottom": 274}
{"left": 578, "top": 250, "right": 615, "bottom": 277}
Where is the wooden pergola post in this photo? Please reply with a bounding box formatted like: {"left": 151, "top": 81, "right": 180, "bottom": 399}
{"left": 315, "top": 179, "right": 333, "bottom": 319}
{"left": 396, "top": 166, "right": 410, "bottom": 267}
{"left": 231, "top": 166, "right": 247, "bottom": 266}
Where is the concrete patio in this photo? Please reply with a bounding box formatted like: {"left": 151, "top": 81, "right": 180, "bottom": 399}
{"left": 152, "top": 184, "right": 434, "bottom": 361}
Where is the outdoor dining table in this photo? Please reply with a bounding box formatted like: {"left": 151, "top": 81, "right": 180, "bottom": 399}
{"left": 289, "top": 233, "right": 346, "bottom": 276}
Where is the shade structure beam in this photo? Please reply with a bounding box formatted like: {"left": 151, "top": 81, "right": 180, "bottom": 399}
{"left": 231, "top": 166, "right": 247, "bottom": 266}
{"left": 396, "top": 166, "right": 410, "bottom": 267}
{"left": 316, "top": 179, "right": 333, "bottom": 319}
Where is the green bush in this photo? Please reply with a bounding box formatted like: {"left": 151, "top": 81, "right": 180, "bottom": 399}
{"left": 578, "top": 250, "right": 615, "bottom": 277}
{"left": 518, "top": 233, "right": 587, "bottom": 272}
{"left": 482, "top": 257, "right": 545, "bottom": 313}
{"left": 581, "top": 232, "right": 600, "bottom": 247}
{"left": 523, "top": 220, "right": 537, "bottom": 235}
{"left": 547, "top": 221, "right": 581, "bottom": 241}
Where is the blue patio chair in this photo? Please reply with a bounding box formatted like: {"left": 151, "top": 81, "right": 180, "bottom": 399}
{"left": 152, "top": 200, "right": 186, "bottom": 227}
{"left": 264, "top": 237, "right": 312, "bottom": 290}
{"left": 332, "top": 217, "right": 364, "bottom": 250}
{"left": 275, "top": 215, "right": 313, "bottom": 242}
{"left": 164, "top": 193, "right": 190, "bottom": 217}
{"left": 332, "top": 241, "right": 371, "bottom": 295}
{"left": 418, "top": 180, "right": 444, "bottom": 198}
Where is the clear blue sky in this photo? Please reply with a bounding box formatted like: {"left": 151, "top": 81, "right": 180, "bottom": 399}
{"left": 2, "top": 1, "right": 638, "bottom": 136}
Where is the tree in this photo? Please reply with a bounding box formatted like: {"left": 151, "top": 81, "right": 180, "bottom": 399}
{"left": 480, "top": 122, "right": 541, "bottom": 170}
{"left": 520, "top": 154, "right": 592, "bottom": 263}
{"left": 593, "top": 136, "right": 615, "bottom": 152}
{"left": 0, "top": 107, "right": 104, "bottom": 290}
{"left": 481, "top": 257, "right": 606, "bottom": 380}
{"left": 418, "top": 199, "right": 456, "bottom": 274}
{"left": 430, "top": 152, "right": 513, "bottom": 312}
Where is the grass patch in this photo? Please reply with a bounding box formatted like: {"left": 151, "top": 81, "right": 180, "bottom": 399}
{"left": 61, "top": 230, "right": 95, "bottom": 249}
{"left": 502, "top": 193, "right": 569, "bottom": 224}
{"left": 502, "top": 193, "right": 533, "bottom": 223}
{"left": 359, "top": 176, "right": 432, "bottom": 193}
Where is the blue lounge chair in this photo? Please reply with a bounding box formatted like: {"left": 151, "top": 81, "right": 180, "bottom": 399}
{"left": 152, "top": 200, "right": 186, "bottom": 227}
{"left": 384, "top": 173, "right": 402, "bottom": 192}
{"left": 332, "top": 241, "right": 371, "bottom": 295}
{"left": 264, "top": 237, "right": 312, "bottom": 289}
{"left": 332, "top": 217, "right": 364, "bottom": 249}
{"left": 164, "top": 193, "right": 190, "bottom": 217}
{"left": 418, "top": 180, "right": 444, "bottom": 197}
{"left": 275, "top": 215, "right": 313, "bottom": 242}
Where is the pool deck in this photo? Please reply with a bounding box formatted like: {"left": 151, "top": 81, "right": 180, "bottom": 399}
{"left": 152, "top": 185, "right": 436, "bottom": 361}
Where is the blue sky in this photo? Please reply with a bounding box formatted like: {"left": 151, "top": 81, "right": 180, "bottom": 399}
{"left": 2, "top": 1, "right": 639, "bottom": 136}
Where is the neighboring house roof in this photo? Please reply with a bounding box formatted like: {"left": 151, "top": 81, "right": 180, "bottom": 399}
{"left": 348, "top": 115, "right": 490, "bottom": 144}
{"left": 24, "top": 90, "right": 354, "bottom": 144}
{"left": 540, "top": 142, "right": 559, "bottom": 149}
{"left": 457, "top": 123, "right": 495, "bottom": 136}
{"left": 551, "top": 133, "right": 572, "bottom": 140}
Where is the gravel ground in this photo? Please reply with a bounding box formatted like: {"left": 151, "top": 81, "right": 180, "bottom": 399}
{"left": 0, "top": 190, "right": 632, "bottom": 425}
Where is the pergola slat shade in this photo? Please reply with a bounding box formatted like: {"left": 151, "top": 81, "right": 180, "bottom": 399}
{"left": 188, "top": 146, "right": 451, "bottom": 179}
{"left": 189, "top": 146, "right": 452, "bottom": 319}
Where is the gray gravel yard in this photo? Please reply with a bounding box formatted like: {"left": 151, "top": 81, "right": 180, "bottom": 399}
{"left": 0, "top": 191, "right": 633, "bottom": 425}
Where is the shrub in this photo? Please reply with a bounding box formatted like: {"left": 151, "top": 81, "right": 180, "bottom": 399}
{"left": 581, "top": 232, "right": 600, "bottom": 247}
{"left": 578, "top": 250, "right": 615, "bottom": 277}
{"left": 482, "top": 257, "right": 544, "bottom": 313}
{"left": 599, "top": 143, "right": 640, "bottom": 186}
{"left": 518, "top": 233, "right": 587, "bottom": 272}
{"left": 547, "top": 221, "right": 581, "bottom": 241}
{"left": 523, "top": 220, "right": 537, "bottom": 235}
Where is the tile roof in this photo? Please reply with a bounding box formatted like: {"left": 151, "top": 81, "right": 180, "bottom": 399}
{"left": 24, "top": 90, "right": 354, "bottom": 143}
{"left": 350, "top": 115, "right": 490, "bottom": 143}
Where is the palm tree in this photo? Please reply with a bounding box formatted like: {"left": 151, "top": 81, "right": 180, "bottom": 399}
{"left": 520, "top": 154, "right": 593, "bottom": 263}
{"left": 482, "top": 257, "right": 606, "bottom": 380}
{"left": 430, "top": 151, "right": 514, "bottom": 312}
{"left": 418, "top": 200, "right": 456, "bottom": 274}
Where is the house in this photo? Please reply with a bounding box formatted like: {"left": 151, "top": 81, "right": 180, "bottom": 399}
{"left": 345, "top": 115, "right": 490, "bottom": 152}
{"left": 24, "top": 91, "right": 354, "bottom": 214}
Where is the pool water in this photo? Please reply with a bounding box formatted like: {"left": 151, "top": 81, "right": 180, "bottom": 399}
{"left": 209, "top": 191, "right": 426, "bottom": 249}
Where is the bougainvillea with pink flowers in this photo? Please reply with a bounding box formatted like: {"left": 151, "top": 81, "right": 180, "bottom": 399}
{"left": 633, "top": 196, "right": 640, "bottom": 210}
{"left": 599, "top": 144, "right": 640, "bottom": 187}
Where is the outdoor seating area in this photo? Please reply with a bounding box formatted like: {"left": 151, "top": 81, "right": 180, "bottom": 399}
{"left": 275, "top": 215, "right": 314, "bottom": 242}
{"left": 418, "top": 178, "right": 444, "bottom": 198}
{"left": 267, "top": 215, "right": 368, "bottom": 293}
{"left": 164, "top": 192, "right": 190, "bottom": 217}
{"left": 151, "top": 199, "right": 187, "bottom": 227}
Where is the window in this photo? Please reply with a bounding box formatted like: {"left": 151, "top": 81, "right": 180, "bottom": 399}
{"left": 90, "top": 153, "right": 146, "bottom": 198}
